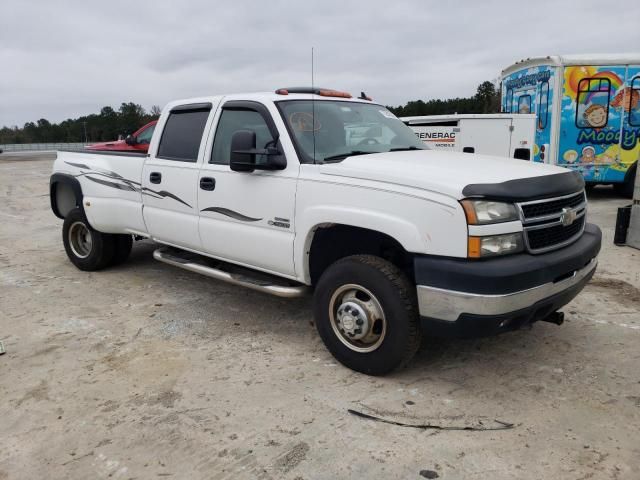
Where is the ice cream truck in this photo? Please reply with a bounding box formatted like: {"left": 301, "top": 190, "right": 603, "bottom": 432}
{"left": 500, "top": 54, "right": 640, "bottom": 197}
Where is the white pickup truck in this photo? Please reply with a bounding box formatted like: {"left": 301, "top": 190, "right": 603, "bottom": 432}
{"left": 50, "top": 87, "right": 601, "bottom": 375}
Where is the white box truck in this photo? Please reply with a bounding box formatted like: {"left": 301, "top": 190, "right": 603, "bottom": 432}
{"left": 402, "top": 113, "right": 536, "bottom": 160}
{"left": 500, "top": 54, "right": 640, "bottom": 197}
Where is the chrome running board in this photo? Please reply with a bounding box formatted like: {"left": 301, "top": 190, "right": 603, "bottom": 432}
{"left": 153, "top": 247, "right": 309, "bottom": 298}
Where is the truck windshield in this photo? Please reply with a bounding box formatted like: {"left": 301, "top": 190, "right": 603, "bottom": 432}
{"left": 277, "top": 100, "right": 427, "bottom": 163}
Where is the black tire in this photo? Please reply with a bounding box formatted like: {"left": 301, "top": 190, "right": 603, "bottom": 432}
{"left": 111, "top": 234, "right": 133, "bottom": 266}
{"left": 62, "top": 208, "right": 115, "bottom": 271}
{"left": 313, "top": 255, "right": 422, "bottom": 375}
{"left": 614, "top": 164, "right": 636, "bottom": 199}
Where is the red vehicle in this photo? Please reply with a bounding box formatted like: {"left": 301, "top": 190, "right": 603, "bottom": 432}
{"left": 86, "top": 120, "right": 157, "bottom": 153}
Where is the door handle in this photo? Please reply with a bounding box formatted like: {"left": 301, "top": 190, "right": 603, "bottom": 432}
{"left": 200, "top": 177, "right": 216, "bottom": 191}
{"left": 149, "top": 172, "right": 162, "bottom": 184}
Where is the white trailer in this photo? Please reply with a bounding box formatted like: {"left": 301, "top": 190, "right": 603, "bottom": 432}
{"left": 401, "top": 113, "right": 536, "bottom": 160}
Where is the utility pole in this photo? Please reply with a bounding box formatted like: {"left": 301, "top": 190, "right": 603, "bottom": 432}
{"left": 82, "top": 121, "right": 88, "bottom": 143}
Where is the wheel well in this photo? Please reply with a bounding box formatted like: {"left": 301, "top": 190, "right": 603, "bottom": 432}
{"left": 308, "top": 224, "right": 413, "bottom": 285}
{"left": 50, "top": 174, "right": 83, "bottom": 219}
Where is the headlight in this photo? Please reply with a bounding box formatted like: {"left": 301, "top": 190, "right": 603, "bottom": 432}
{"left": 461, "top": 199, "right": 519, "bottom": 224}
{"left": 468, "top": 233, "right": 524, "bottom": 258}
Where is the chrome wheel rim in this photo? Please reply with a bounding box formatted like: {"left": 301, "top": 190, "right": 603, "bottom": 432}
{"left": 68, "top": 221, "right": 92, "bottom": 259}
{"left": 329, "top": 284, "right": 387, "bottom": 353}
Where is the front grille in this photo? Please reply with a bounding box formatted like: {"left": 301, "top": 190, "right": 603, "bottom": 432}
{"left": 521, "top": 192, "right": 585, "bottom": 219}
{"left": 526, "top": 216, "right": 585, "bottom": 251}
{"left": 517, "top": 190, "right": 587, "bottom": 254}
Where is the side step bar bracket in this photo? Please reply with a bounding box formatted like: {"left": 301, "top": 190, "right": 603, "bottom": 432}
{"left": 153, "top": 247, "right": 309, "bottom": 298}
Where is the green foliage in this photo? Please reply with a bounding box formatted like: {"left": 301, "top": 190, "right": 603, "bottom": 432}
{"left": 1, "top": 81, "right": 501, "bottom": 144}
{"left": 0, "top": 102, "right": 160, "bottom": 144}
{"left": 388, "top": 80, "right": 501, "bottom": 117}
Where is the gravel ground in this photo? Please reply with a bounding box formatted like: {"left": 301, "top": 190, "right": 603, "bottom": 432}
{"left": 1, "top": 153, "right": 639, "bottom": 480}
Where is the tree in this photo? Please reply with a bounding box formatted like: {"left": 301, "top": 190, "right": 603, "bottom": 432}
{"left": 475, "top": 81, "right": 501, "bottom": 113}
{"left": 118, "top": 102, "right": 147, "bottom": 136}
{"left": 388, "top": 80, "right": 502, "bottom": 117}
{"left": 150, "top": 105, "right": 162, "bottom": 117}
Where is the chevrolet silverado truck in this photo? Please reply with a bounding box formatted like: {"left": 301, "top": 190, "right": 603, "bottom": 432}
{"left": 50, "top": 87, "right": 601, "bottom": 375}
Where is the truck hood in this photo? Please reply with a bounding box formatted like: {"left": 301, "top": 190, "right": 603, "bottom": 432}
{"left": 318, "top": 150, "right": 576, "bottom": 200}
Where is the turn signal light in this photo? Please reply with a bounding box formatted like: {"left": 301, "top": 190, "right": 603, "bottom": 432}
{"left": 468, "top": 237, "right": 482, "bottom": 258}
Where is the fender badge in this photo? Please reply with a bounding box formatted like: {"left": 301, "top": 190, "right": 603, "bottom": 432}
{"left": 268, "top": 217, "right": 290, "bottom": 229}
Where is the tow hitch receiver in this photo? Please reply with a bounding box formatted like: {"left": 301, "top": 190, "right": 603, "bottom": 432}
{"left": 541, "top": 311, "right": 565, "bottom": 326}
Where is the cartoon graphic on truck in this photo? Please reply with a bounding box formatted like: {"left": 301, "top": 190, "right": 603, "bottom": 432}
{"left": 501, "top": 55, "right": 640, "bottom": 197}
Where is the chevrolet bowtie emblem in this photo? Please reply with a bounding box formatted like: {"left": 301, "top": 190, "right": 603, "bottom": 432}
{"left": 560, "top": 207, "right": 577, "bottom": 227}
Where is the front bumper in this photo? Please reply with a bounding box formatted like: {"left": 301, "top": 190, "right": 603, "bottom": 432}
{"left": 415, "top": 223, "right": 601, "bottom": 338}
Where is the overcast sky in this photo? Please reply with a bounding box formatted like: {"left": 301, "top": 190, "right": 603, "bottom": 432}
{"left": 1, "top": 0, "right": 639, "bottom": 127}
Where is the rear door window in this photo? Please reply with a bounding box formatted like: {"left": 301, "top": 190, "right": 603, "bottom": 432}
{"left": 518, "top": 94, "right": 532, "bottom": 114}
{"left": 157, "top": 105, "right": 211, "bottom": 161}
{"left": 538, "top": 81, "right": 549, "bottom": 129}
{"left": 629, "top": 77, "right": 640, "bottom": 127}
{"left": 575, "top": 78, "right": 610, "bottom": 128}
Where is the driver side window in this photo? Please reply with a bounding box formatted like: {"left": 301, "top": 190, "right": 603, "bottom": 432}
{"left": 211, "top": 109, "right": 275, "bottom": 165}
{"left": 136, "top": 124, "right": 155, "bottom": 144}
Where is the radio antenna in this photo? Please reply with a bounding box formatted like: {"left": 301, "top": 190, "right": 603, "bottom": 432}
{"left": 311, "top": 46, "right": 316, "bottom": 164}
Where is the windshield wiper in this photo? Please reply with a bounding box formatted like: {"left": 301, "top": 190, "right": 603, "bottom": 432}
{"left": 389, "top": 146, "right": 424, "bottom": 152}
{"left": 322, "top": 151, "right": 375, "bottom": 163}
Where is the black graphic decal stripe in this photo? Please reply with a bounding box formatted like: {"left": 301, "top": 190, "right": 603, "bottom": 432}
{"left": 65, "top": 161, "right": 92, "bottom": 170}
{"left": 201, "top": 207, "right": 262, "bottom": 222}
{"left": 66, "top": 161, "right": 142, "bottom": 186}
{"left": 142, "top": 188, "right": 192, "bottom": 209}
{"left": 75, "top": 172, "right": 142, "bottom": 190}
{"left": 84, "top": 175, "right": 139, "bottom": 192}
{"left": 66, "top": 161, "right": 192, "bottom": 208}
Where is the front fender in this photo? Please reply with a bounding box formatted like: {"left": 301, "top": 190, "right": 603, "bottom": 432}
{"left": 294, "top": 203, "right": 465, "bottom": 283}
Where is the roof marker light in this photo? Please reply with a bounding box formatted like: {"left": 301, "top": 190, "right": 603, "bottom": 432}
{"left": 275, "top": 87, "right": 353, "bottom": 98}
{"left": 318, "top": 89, "right": 352, "bottom": 98}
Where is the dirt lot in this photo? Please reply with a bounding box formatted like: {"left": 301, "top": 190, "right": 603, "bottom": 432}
{"left": 1, "top": 152, "right": 639, "bottom": 480}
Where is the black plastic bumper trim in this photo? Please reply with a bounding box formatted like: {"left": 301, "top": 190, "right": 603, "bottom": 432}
{"left": 414, "top": 223, "right": 601, "bottom": 295}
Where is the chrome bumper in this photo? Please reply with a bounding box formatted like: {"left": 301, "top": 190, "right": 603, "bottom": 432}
{"left": 417, "top": 257, "right": 597, "bottom": 322}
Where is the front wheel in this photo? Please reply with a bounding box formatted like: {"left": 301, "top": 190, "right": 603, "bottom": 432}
{"left": 62, "top": 208, "right": 115, "bottom": 271}
{"left": 313, "top": 255, "right": 422, "bottom": 375}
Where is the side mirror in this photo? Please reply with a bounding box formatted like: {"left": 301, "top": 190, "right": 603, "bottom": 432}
{"left": 230, "top": 130, "right": 257, "bottom": 172}
{"left": 230, "top": 130, "right": 286, "bottom": 172}
{"left": 125, "top": 134, "right": 138, "bottom": 146}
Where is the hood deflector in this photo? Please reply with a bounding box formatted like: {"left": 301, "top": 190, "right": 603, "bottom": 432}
{"left": 462, "top": 171, "right": 584, "bottom": 201}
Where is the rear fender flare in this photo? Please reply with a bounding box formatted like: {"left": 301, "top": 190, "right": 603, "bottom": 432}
{"left": 50, "top": 173, "right": 84, "bottom": 219}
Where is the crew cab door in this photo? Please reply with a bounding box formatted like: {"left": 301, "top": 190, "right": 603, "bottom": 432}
{"left": 142, "top": 102, "right": 216, "bottom": 250}
{"left": 197, "top": 100, "right": 298, "bottom": 276}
